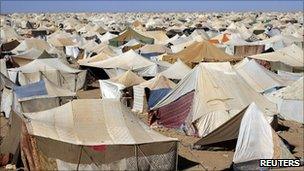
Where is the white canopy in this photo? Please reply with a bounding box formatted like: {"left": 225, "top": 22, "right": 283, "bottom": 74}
{"left": 249, "top": 44, "right": 304, "bottom": 68}
{"left": 24, "top": 99, "right": 177, "bottom": 145}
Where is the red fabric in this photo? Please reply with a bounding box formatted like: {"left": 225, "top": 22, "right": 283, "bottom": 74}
{"left": 150, "top": 91, "right": 194, "bottom": 128}
{"left": 90, "top": 145, "right": 107, "bottom": 152}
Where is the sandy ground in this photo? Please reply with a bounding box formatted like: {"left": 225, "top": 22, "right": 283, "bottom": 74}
{"left": 0, "top": 87, "right": 303, "bottom": 170}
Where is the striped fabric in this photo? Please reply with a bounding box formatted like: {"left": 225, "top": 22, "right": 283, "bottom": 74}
{"left": 151, "top": 91, "right": 194, "bottom": 128}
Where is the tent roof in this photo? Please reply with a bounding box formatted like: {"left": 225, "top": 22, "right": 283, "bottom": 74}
{"left": 234, "top": 58, "right": 295, "bottom": 92}
{"left": 98, "top": 32, "right": 117, "bottom": 43}
{"left": 109, "top": 27, "right": 154, "bottom": 47}
{"left": 10, "top": 57, "right": 82, "bottom": 73}
{"left": 14, "top": 77, "right": 76, "bottom": 101}
{"left": 160, "top": 59, "right": 191, "bottom": 80}
{"left": 138, "top": 44, "right": 172, "bottom": 54}
{"left": 249, "top": 44, "right": 304, "bottom": 68}
{"left": 0, "top": 26, "right": 22, "bottom": 43}
{"left": 163, "top": 41, "right": 241, "bottom": 65}
{"left": 152, "top": 62, "right": 277, "bottom": 123}
{"left": 82, "top": 49, "right": 155, "bottom": 71}
{"left": 138, "top": 30, "right": 169, "bottom": 44}
{"left": 110, "top": 70, "right": 145, "bottom": 87}
{"left": 138, "top": 74, "right": 176, "bottom": 90}
{"left": 271, "top": 77, "right": 303, "bottom": 100}
{"left": 12, "top": 48, "right": 43, "bottom": 60}
{"left": 24, "top": 99, "right": 177, "bottom": 145}
{"left": 12, "top": 38, "right": 51, "bottom": 53}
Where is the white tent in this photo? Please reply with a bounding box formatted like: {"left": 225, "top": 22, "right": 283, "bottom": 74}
{"left": 266, "top": 77, "right": 303, "bottom": 123}
{"left": 99, "top": 70, "right": 145, "bottom": 99}
{"left": 98, "top": 32, "right": 117, "bottom": 43}
{"left": 233, "top": 103, "right": 294, "bottom": 169}
{"left": 13, "top": 77, "right": 76, "bottom": 113}
{"left": 160, "top": 59, "right": 191, "bottom": 80}
{"left": 234, "top": 58, "right": 295, "bottom": 92}
{"left": 151, "top": 62, "right": 277, "bottom": 137}
{"left": 22, "top": 99, "right": 178, "bottom": 170}
{"left": 12, "top": 38, "right": 51, "bottom": 54}
{"left": 82, "top": 50, "right": 159, "bottom": 77}
{"left": 8, "top": 51, "right": 87, "bottom": 91}
{"left": 258, "top": 35, "right": 303, "bottom": 50}
{"left": 0, "top": 26, "right": 21, "bottom": 43}
{"left": 249, "top": 44, "right": 304, "bottom": 71}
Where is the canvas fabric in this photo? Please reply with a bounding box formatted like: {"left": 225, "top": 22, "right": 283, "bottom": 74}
{"left": 151, "top": 62, "right": 276, "bottom": 136}
{"left": 233, "top": 103, "right": 294, "bottom": 164}
{"left": 235, "top": 58, "right": 295, "bottom": 92}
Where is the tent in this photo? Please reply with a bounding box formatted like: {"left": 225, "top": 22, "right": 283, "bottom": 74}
{"left": 232, "top": 103, "right": 294, "bottom": 169}
{"left": 150, "top": 62, "right": 277, "bottom": 137}
{"left": 249, "top": 44, "right": 304, "bottom": 71}
{"left": 99, "top": 70, "right": 145, "bottom": 99}
{"left": 133, "top": 74, "right": 176, "bottom": 113}
{"left": 0, "top": 26, "right": 21, "bottom": 44}
{"left": 0, "top": 72, "right": 16, "bottom": 118}
{"left": 12, "top": 48, "right": 44, "bottom": 66}
{"left": 98, "top": 32, "right": 117, "bottom": 44}
{"left": 138, "top": 30, "right": 169, "bottom": 44}
{"left": 162, "top": 41, "right": 241, "bottom": 67}
{"left": 78, "top": 45, "right": 121, "bottom": 64}
{"left": 81, "top": 50, "right": 159, "bottom": 77}
{"left": 234, "top": 58, "right": 295, "bottom": 92}
{"left": 11, "top": 38, "right": 51, "bottom": 54}
{"left": 21, "top": 99, "right": 178, "bottom": 170}
{"left": 11, "top": 48, "right": 64, "bottom": 66}
{"left": 266, "top": 77, "right": 303, "bottom": 123}
{"left": 13, "top": 78, "right": 76, "bottom": 113}
{"left": 160, "top": 59, "right": 191, "bottom": 80}
{"left": 137, "top": 44, "right": 172, "bottom": 58}
{"left": 258, "top": 34, "right": 303, "bottom": 50}
{"left": 8, "top": 51, "right": 87, "bottom": 92}
{"left": 109, "top": 27, "right": 154, "bottom": 47}
{"left": 194, "top": 103, "right": 294, "bottom": 170}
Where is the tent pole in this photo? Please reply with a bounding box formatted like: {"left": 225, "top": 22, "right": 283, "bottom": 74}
{"left": 76, "top": 145, "right": 83, "bottom": 171}
{"left": 175, "top": 142, "right": 178, "bottom": 171}
{"left": 135, "top": 145, "right": 139, "bottom": 171}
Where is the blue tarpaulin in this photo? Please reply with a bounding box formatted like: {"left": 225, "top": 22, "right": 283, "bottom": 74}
{"left": 14, "top": 80, "right": 48, "bottom": 99}
{"left": 148, "top": 88, "right": 171, "bottom": 109}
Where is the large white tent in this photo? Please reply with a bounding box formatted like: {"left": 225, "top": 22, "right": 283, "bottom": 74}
{"left": 82, "top": 50, "right": 160, "bottom": 77}
{"left": 22, "top": 99, "right": 178, "bottom": 170}
{"left": 151, "top": 62, "right": 277, "bottom": 137}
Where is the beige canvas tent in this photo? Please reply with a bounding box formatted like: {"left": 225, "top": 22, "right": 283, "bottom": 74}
{"left": 162, "top": 41, "right": 241, "bottom": 67}
{"left": 21, "top": 99, "right": 178, "bottom": 170}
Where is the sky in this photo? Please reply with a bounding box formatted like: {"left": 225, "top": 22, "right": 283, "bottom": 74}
{"left": 0, "top": 0, "right": 303, "bottom": 13}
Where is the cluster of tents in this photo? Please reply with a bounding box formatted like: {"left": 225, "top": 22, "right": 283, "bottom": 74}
{"left": 0, "top": 11, "right": 303, "bottom": 170}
